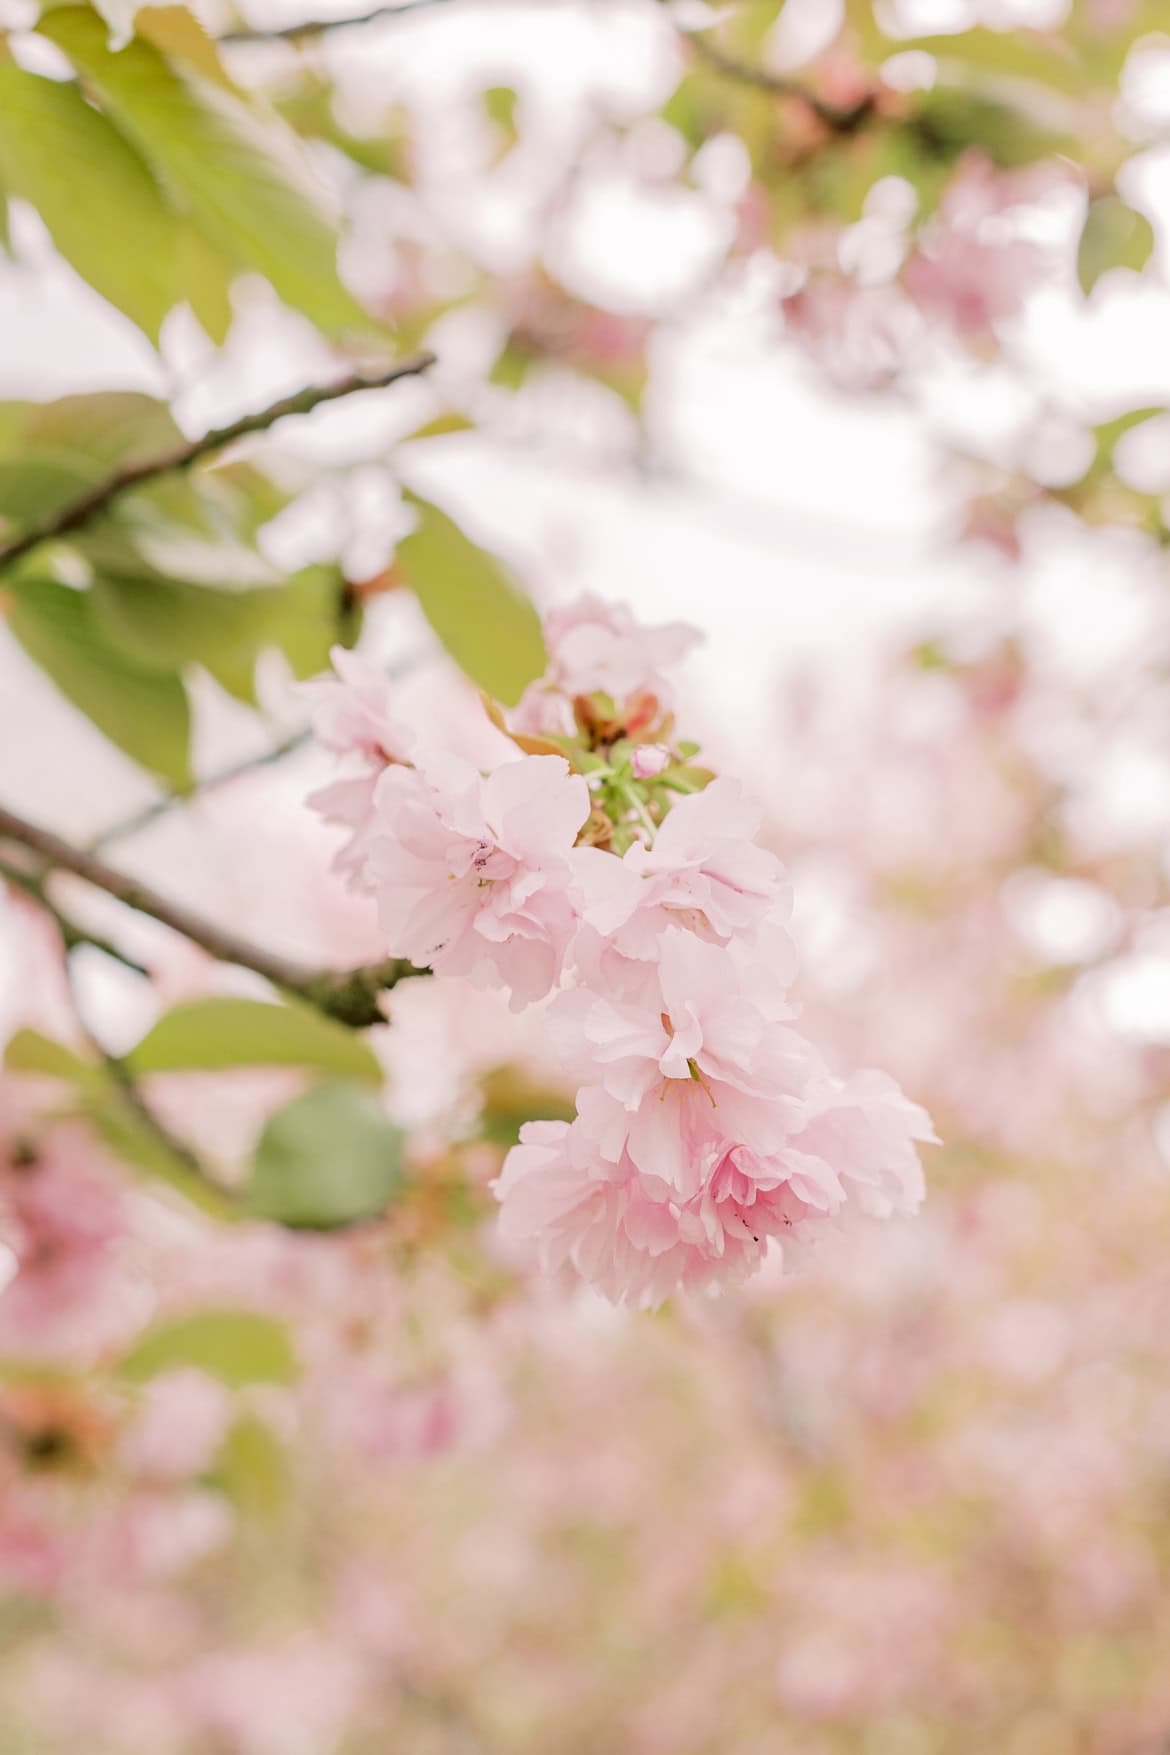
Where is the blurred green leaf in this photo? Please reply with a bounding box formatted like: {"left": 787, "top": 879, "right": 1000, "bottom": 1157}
{"left": 126, "top": 997, "right": 383, "bottom": 1083}
{"left": 0, "top": 66, "right": 178, "bottom": 342}
{"left": 478, "top": 1063, "right": 575, "bottom": 1147}
{"left": 725, "top": 0, "right": 784, "bottom": 55}
{"left": 248, "top": 1080, "right": 405, "bottom": 1230}
{"left": 2, "top": 1030, "right": 233, "bottom": 1217}
{"left": 85, "top": 1094, "right": 237, "bottom": 1217}
{"left": 399, "top": 411, "right": 476, "bottom": 443}
{"left": 0, "top": 393, "right": 182, "bottom": 538}
{"left": 489, "top": 338, "right": 538, "bottom": 392}
{"left": 179, "top": 223, "right": 236, "bottom": 345}
{"left": 395, "top": 489, "right": 546, "bottom": 705}
{"left": 903, "top": 28, "right": 1090, "bottom": 97}
{"left": 214, "top": 1411, "right": 290, "bottom": 1519}
{"left": 1077, "top": 194, "right": 1155, "bottom": 295}
{"left": 483, "top": 84, "right": 518, "bottom": 159}
{"left": 39, "top": 7, "right": 370, "bottom": 337}
{"left": 3, "top": 1028, "right": 100, "bottom": 1086}
{"left": 277, "top": 82, "right": 412, "bottom": 181}
{"left": 8, "top": 577, "right": 192, "bottom": 787}
{"left": 135, "top": 4, "right": 240, "bottom": 89}
{"left": 21, "top": 391, "right": 182, "bottom": 466}
{"left": 907, "top": 87, "right": 1072, "bottom": 169}
{"left": 660, "top": 74, "right": 724, "bottom": 154}
{"left": 121, "top": 1310, "right": 298, "bottom": 1387}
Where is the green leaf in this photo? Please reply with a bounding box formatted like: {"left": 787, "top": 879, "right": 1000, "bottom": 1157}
{"left": 3, "top": 1031, "right": 234, "bottom": 1218}
{"left": 126, "top": 997, "right": 383, "bottom": 1084}
{"left": 248, "top": 1080, "right": 405, "bottom": 1230}
{"left": 178, "top": 224, "right": 236, "bottom": 345}
{"left": 399, "top": 411, "right": 475, "bottom": 443}
{"left": 901, "top": 28, "right": 1090, "bottom": 98}
{"left": 907, "top": 87, "right": 1072, "bottom": 169}
{"left": 1077, "top": 195, "right": 1155, "bottom": 296}
{"left": 0, "top": 65, "right": 178, "bottom": 342}
{"left": 8, "top": 577, "right": 192, "bottom": 788}
{"left": 395, "top": 489, "right": 546, "bottom": 706}
{"left": 121, "top": 1310, "right": 298, "bottom": 1387}
{"left": 726, "top": 0, "right": 784, "bottom": 54}
{"left": 4, "top": 1028, "right": 100, "bottom": 1087}
{"left": 22, "top": 391, "right": 182, "bottom": 468}
{"left": 483, "top": 84, "right": 518, "bottom": 159}
{"left": 85, "top": 1095, "right": 236, "bottom": 1218}
{"left": 39, "top": 8, "right": 369, "bottom": 338}
{"left": 0, "top": 394, "right": 181, "bottom": 538}
{"left": 214, "top": 1412, "right": 289, "bottom": 1520}
{"left": 477, "top": 1063, "right": 575, "bottom": 1148}
{"left": 135, "top": 5, "right": 241, "bottom": 90}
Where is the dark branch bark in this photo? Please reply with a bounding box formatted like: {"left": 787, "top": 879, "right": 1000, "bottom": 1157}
{"left": 0, "top": 805, "right": 424, "bottom": 1027}
{"left": 221, "top": 0, "right": 459, "bottom": 40}
{"left": 682, "top": 23, "right": 876, "bottom": 133}
{"left": 0, "top": 856, "right": 150, "bottom": 976}
{"left": 0, "top": 352, "right": 437, "bottom": 573}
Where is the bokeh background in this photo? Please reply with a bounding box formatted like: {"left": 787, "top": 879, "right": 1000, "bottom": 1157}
{"left": 1, "top": 0, "right": 1170, "bottom": 1749}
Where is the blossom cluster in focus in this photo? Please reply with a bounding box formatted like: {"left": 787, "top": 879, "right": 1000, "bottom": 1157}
{"left": 308, "top": 594, "right": 934, "bottom": 1305}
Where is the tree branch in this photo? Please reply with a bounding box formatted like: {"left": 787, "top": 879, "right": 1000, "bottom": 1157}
{"left": 0, "top": 805, "right": 424, "bottom": 1027}
{"left": 0, "top": 352, "right": 437, "bottom": 573}
{"left": 0, "top": 856, "right": 150, "bottom": 976}
{"left": 221, "top": 0, "right": 459, "bottom": 40}
{"left": 88, "top": 648, "right": 431, "bottom": 853}
{"left": 88, "top": 728, "right": 314, "bottom": 853}
{"left": 681, "top": 22, "right": 875, "bottom": 133}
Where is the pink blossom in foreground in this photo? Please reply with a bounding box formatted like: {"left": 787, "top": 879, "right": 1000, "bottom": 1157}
{"left": 571, "top": 779, "right": 794, "bottom": 994}
{"left": 497, "top": 931, "right": 931, "bottom": 1303}
{"left": 496, "top": 1066, "right": 931, "bottom": 1306}
{"left": 306, "top": 599, "right": 931, "bottom": 1303}
{"left": 510, "top": 593, "right": 700, "bottom": 736}
{"left": 303, "top": 645, "right": 412, "bottom": 766}
{"left": 363, "top": 751, "right": 590, "bottom": 1006}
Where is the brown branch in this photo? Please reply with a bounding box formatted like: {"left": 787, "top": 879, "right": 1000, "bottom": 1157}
{"left": 0, "top": 352, "right": 437, "bottom": 573}
{"left": 87, "top": 727, "right": 314, "bottom": 853}
{"left": 0, "top": 805, "right": 424, "bottom": 1028}
{"left": 220, "top": 0, "right": 460, "bottom": 41}
{"left": 682, "top": 23, "right": 875, "bottom": 133}
{"left": 0, "top": 856, "right": 150, "bottom": 976}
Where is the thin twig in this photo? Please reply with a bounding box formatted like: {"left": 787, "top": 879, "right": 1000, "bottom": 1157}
{"left": 89, "top": 648, "right": 432, "bottom": 853}
{"left": 0, "top": 857, "right": 150, "bottom": 976}
{"left": 221, "top": 0, "right": 458, "bottom": 40}
{"left": 681, "top": 21, "right": 875, "bottom": 133}
{"left": 0, "top": 805, "right": 423, "bottom": 1027}
{"left": 0, "top": 353, "right": 437, "bottom": 574}
{"left": 88, "top": 727, "right": 313, "bottom": 853}
{"left": 61, "top": 966, "right": 238, "bottom": 1216}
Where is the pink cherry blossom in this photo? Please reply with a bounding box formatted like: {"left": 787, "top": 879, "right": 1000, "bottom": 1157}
{"left": 571, "top": 778, "right": 794, "bottom": 993}
{"left": 363, "top": 751, "right": 590, "bottom": 1006}
{"left": 510, "top": 593, "right": 700, "bottom": 737}
{"left": 903, "top": 155, "right": 1050, "bottom": 340}
{"left": 303, "top": 645, "right": 413, "bottom": 766}
{"left": 0, "top": 1126, "right": 133, "bottom": 1361}
{"left": 496, "top": 1064, "right": 930, "bottom": 1307}
{"left": 550, "top": 930, "right": 813, "bottom": 1176}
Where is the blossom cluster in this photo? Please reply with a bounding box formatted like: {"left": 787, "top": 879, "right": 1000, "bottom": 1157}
{"left": 308, "top": 595, "right": 933, "bottom": 1305}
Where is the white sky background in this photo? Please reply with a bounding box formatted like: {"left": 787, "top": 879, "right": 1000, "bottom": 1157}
{"left": 1, "top": 0, "right": 1169, "bottom": 1035}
